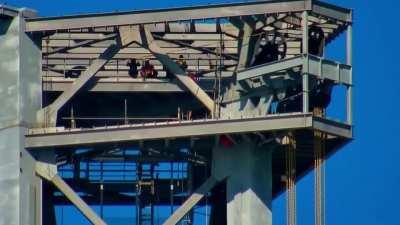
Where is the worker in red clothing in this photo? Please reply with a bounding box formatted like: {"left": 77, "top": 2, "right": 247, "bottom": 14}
{"left": 140, "top": 59, "right": 158, "bottom": 79}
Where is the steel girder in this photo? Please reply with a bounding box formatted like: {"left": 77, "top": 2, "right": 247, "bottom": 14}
{"left": 25, "top": 113, "right": 352, "bottom": 149}
{"left": 25, "top": 1, "right": 352, "bottom": 32}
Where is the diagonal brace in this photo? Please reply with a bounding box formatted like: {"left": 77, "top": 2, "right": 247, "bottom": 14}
{"left": 38, "top": 35, "right": 123, "bottom": 127}
{"left": 134, "top": 25, "right": 216, "bottom": 113}
{"left": 35, "top": 162, "right": 107, "bottom": 225}
{"left": 163, "top": 176, "right": 220, "bottom": 225}
{"left": 44, "top": 33, "right": 117, "bottom": 56}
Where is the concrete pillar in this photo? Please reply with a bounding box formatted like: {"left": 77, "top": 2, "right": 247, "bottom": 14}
{"left": 212, "top": 140, "right": 273, "bottom": 225}
{"left": 0, "top": 8, "right": 42, "bottom": 225}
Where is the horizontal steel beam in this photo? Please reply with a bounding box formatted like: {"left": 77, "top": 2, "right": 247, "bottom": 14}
{"left": 0, "top": 5, "right": 19, "bottom": 17}
{"left": 237, "top": 54, "right": 352, "bottom": 85}
{"left": 25, "top": 1, "right": 310, "bottom": 32}
{"left": 313, "top": 116, "right": 352, "bottom": 138}
{"left": 25, "top": 114, "right": 352, "bottom": 149}
{"left": 313, "top": 0, "right": 352, "bottom": 22}
{"left": 237, "top": 55, "right": 304, "bottom": 81}
{"left": 44, "top": 33, "right": 117, "bottom": 56}
{"left": 306, "top": 54, "right": 352, "bottom": 85}
{"left": 0, "top": 5, "right": 37, "bottom": 18}
{"left": 42, "top": 77, "right": 229, "bottom": 93}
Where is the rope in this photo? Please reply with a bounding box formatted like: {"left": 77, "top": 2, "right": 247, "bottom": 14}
{"left": 314, "top": 108, "right": 326, "bottom": 225}
{"left": 286, "top": 132, "right": 296, "bottom": 225}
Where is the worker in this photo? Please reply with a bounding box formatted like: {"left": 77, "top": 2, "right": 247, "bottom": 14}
{"left": 177, "top": 55, "right": 188, "bottom": 71}
{"left": 140, "top": 59, "right": 158, "bottom": 79}
{"left": 127, "top": 58, "right": 140, "bottom": 78}
{"left": 308, "top": 26, "right": 325, "bottom": 56}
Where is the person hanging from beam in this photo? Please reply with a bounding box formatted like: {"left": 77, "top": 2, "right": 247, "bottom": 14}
{"left": 127, "top": 58, "right": 140, "bottom": 78}
{"left": 140, "top": 59, "right": 158, "bottom": 80}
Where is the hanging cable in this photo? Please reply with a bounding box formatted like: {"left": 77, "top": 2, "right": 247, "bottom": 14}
{"left": 204, "top": 162, "right": 209, "bottom": 225}
{"left": 218, "top": 23, "right": 224, "bottom": 117}
{"left": 285, "top": 132, "right": 296, "bottom": 225}
{"left": 100, "top": 161, "right": 104, "bottom": 219}
{"left": 170, "top": 162, "right": 174, "bottom": 215}
{"left": 44, "top": 35, "right": 50, "bottom": 127}
{"left": 314, "top": 108, "right": 326, "bottom": 225}
{"left": 135, "top": 162, "right": 141, "bottom": 225}
{"left": 60, "top": 167, "right": 65, "bottom": 225}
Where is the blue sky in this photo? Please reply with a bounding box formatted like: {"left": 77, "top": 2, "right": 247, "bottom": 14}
{"left": 5, "top": 0, "right": 400, "bottom": 224}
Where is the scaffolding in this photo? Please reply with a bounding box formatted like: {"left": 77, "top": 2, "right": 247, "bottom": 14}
{"left": 0, "top": 2, "right": 353, "bottom": 225}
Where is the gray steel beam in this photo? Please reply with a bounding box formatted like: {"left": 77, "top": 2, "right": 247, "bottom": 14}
{"left": 237, "top": 54, "right": 352, "bottom": 85}
{"left": 0, "top": 5, "right": 19, "bottom": 17}
{"left": 346, "top": 17, "right": 353, "bottom": 125}
{"left": 313, "top": 0, "right": 352, "bottom": 22}
{"left": 42, "top": 77, "right": 226, "bottom": 93}
{"left": 0, "top": 5, "right": 37, "bottom": 18}
{"left": 153, "top": 34, "right": 238, "bottom": 61}
{"left": 232, "top": 17, "right": 257, "bottom": 70}
{"left": 39, "top": 37, "right": 122, "bottom": 126}
{"left": 302, "top": 11, "right": 309, "bottom": 114}
{"left": 312, "top": 117, "right": 352, "bottom": 138}
{"left": 25, "top": 1, "right": 311, "bottom": 32}
{"left": 44, "top": 33, "right": 117, "bottom": 56}
{"left": 139, "top": 25, "right": 216, "bottom": 113}
{"left": 25, "top": 114, "right": 351, "bottom": 149}
{"left": 163, "top": 176, "right": 219, "bottom": 225}
{"left": 51, "top": 175, "right": 107, "bottom": 225}
{"left": 237, "top": 55, "right": 303, "bottom": 81}
{"left": 35, "top": 162, "right": 107, "bottom": 225}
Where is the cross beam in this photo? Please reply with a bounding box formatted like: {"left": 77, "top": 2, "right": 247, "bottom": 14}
{"left": 38, "top": 35, "right": 123, "bottom": 127}
{"left": 36, "top": 162, "right": 107, "bottom": 225}
{"left": 25, "top": 1, "right": 351, "bottom": 32}
{"left": 163, "top": 176, "right": 219, "bottom": 225}
{"left": 44, "top": 33, "right": 117, "bottom": 56}
{"left": 129, "top": 25, "right": 216, "bottom": 113}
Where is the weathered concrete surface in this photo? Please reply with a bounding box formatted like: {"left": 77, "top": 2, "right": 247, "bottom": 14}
{"left": 212, "top": 140, "right": 273, "bottom": 225}
{"left": 0, "top": 12, "right": 41, "bottom": 225}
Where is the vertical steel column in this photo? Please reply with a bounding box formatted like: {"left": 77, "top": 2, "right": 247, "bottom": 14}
{"left": 346, "top": 18, "right": 353, "bottom": 125}
{"left": 302, "top": 11, "right": 309, "bottom": 114}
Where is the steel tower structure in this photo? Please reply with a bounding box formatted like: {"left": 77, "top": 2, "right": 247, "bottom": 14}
{"left": 0, "top": 1, "right": 353, "bottom": 225}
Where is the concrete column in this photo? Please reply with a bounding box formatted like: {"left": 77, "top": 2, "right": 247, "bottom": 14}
{"left": 212, "top": 140, "right": 273, "bottom": 225}
{"left": 0, "top": 8, "right": 42, "bottom": 225}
